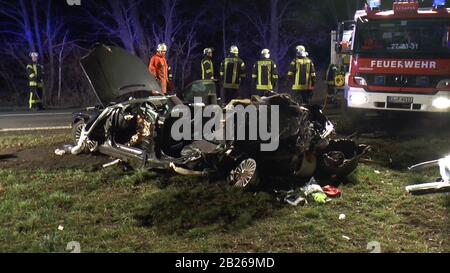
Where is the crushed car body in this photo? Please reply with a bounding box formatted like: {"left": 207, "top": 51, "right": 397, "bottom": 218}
{"left": 70, "top": 44, "right": 369, "bottom": 188}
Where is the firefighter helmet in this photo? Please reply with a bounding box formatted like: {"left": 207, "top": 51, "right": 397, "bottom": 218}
{"left": 261, "top": 48, "right": 270, "bottom": 59}
{"left": 230, "top": 45, "right": 239, "bottom": 54}
{"left": 29, "top": 52, "right": 39, "bottom": 58}
{"left": 203, "top": 48, "right": 213, "bottom": 55}
{"left": 157, "top": 43, "right": 168, "bottom": 52}
{"left": 296, "top": 45, "right": 308, "bottom": 57}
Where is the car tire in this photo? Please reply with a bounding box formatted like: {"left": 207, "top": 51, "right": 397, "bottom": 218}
{"left": 227, "top": 158, "right": 259, "bottom": 189}
{"left": 72, "top": 120, "right": 86, "bottom": 146}
{"left": 72, "top": 120, "right": 98, "bottom": 153}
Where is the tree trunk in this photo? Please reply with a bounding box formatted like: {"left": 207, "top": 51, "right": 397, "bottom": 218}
{"left": 222, "top": 0, "right": 227, "bottom": 58}
{"left": 270, "top": 0, "right": 279, "bottom": 62}
{"left": 31, "top": 0, "right": 43, "bottom": 58}
{"left": 46, "top": 0, "right": 55, "bottom": 101}
{"left": 19, "top": 0, "right": 35, "bottom": 53}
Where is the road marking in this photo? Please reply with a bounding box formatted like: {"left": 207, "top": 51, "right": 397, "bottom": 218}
{"left": 0, "top": 125, "right": 71, "bottom": 132}
{"left": 0, "top": 112, "right": 72, "bottom": 117}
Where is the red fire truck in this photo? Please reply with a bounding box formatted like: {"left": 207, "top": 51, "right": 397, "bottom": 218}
{"left": 337, "top": 0, "right": 450, "bottom": 113}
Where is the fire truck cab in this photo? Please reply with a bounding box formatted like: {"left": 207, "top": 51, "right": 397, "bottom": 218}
{"left": 337, "top": 0, "right": 450, "bottom": 113}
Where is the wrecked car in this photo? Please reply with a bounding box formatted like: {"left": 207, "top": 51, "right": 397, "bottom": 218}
{"left": 70, "top": 44, "right": 369, "bottom": 188}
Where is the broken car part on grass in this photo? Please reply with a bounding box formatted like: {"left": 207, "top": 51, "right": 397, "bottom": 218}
{"left": 406, "top": 155, "right": 450, "bottom": 195}
{"left": 67, "top": 44, "right": 369, "bottom": 189}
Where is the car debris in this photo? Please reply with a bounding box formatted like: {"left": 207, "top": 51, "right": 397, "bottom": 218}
{"left": 64, "top": 44, "right": 369, "bottom": 189}
{"left": 54, "top": 145, "right": 74, "bottom": 156}
{"left": 322, "top": 185, "right": 342, "bottom": 198}
{"left": 406, "top": 155, "right": 450, "bottom": 195}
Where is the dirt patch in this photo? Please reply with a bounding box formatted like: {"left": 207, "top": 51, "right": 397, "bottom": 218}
{"left": 0, "top": 142, "right": 110, "bottom": 171}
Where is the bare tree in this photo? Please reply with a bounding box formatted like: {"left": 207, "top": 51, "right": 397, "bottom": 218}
{"left": 241, "top": 0, "right": 300, "bottom": 75}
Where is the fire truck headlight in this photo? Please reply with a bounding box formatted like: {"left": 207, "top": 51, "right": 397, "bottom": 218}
{"left": 353, "top": 76, "right": 368, "bottom": 86}
{"left": 432, "top": 97, "right": 450, "bottom": 109}
{"left": 436, "top": 79, "right": 450, "bottom": 89}
{"left": 349, "top": 93, "right": 368, "bottom": 105}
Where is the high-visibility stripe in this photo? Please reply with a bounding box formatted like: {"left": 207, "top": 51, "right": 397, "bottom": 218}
{"left": 292, "top": 58, "right": 313, "bottom": 90}
{"left": 29, "top": 92, "right": 33, "bottom": 109}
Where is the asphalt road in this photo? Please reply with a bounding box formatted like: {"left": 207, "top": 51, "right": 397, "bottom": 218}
{"left": 0, "top": 110, "right": 74, "bottom": 132}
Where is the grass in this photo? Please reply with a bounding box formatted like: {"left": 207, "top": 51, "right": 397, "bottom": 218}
{"left": 0, "top": 130, "right": 448, "bottom": 253}
{"left": 0, "top": 131, "right": 71, "bottom": 150}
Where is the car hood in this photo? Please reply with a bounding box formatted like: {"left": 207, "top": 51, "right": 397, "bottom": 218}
{"left": 80, "top": 44, "right": 162, "bottom": 106}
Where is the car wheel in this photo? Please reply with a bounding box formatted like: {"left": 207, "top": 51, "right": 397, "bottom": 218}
{"left": 72, "top": 120, "right": 85, "bottom": 146}
{"left": 72, "top": 120, "right": 98, "bottom": 153}
{"left": 227, "top": 158, "right": 259, "bottom": 188}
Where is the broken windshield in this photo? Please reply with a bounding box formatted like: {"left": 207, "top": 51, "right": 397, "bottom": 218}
{"left": 354, "top": 19, "right": 450, "bottom": 57}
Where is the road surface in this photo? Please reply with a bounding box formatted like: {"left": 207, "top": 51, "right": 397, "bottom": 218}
{"left": 0, "top": 110, "right": 75, "bottom": 132}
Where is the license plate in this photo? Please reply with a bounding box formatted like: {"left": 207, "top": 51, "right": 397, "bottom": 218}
{"left": 387, "top": 96, "right": 413, "bottom": 104}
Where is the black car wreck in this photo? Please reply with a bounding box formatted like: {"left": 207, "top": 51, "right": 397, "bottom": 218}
{"left": 70, "top": 44, "right": 369, "bottom": 188}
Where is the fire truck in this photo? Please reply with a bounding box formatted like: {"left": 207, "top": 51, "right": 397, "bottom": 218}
{"left": 336, "top": 0, "right": 450, "bottom": 113}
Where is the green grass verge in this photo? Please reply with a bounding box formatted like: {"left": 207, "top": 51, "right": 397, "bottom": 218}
{"left": 0, "top": 132, "right": 448, "bottom": 253}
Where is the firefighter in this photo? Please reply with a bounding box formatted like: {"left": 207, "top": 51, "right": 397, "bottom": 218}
{"left": 251, "top": 48, "right": 279, "bottom": 97}
{"left": 27, "top": 52, "right": 44, "bottom": 110}
{"left": 148, "top": 43, "right": 169, "bottom": 94}
{"left": 201, "top": 48, "right": 215, "bottom": 80}
{"left": 287, "top": 45, "right": 316, "bottom": 105}
{"left": 220, "top": 45, "right": 246, "bottom": 104}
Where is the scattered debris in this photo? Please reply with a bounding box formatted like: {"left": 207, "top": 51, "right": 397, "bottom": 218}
{"left": 54, "top": 145, "right": 74, "bottom": 156}
{"left": 407, "top": 155, "right": 450, "bottom": 195}
{"left": 322, "top": 185, "right": 341, "bottom": 198}
{"left": 374, "top": 170, "right": 381, "bottom": 174}
{"left": 284, "top": 195, "right": 307, "bottom": 206}
{"left": 102, "top": 159, "right": 122, "bottom": 168}
{"left": 58, "top": 225, "right": 64, "bottom": 231}
{"left": 342, "top": 235, "right": 351, "bottom": 241}
{"left": 339, "top": 214, "right": 346, "bottom": 220}
{"left": 312, "top": 192, "right": 327, "bottom": 204}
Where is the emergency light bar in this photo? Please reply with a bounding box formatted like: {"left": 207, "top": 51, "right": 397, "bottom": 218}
{"left": 433, "top": 0, "right": 446, "bottom": 9}
{"left": 393, "top": 0, "right": 419, "bottom": 14}
{"left": 368, "top": 0, "right": 381, "bottom": 10}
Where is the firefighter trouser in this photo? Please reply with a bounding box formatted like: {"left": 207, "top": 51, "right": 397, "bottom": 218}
{"left": 29, "top": 86, "right": 43, "bottom": 110}
{"left": 291, "top": 90, "right": 312, "bottom": 105}
{"left": 159, "top": 80, "right": 167, "bottom": 94}
{"left": 223, "top": 88, "right": 239, "bottom": 105}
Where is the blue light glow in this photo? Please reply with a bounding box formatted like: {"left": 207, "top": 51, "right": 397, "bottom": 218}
{"left": 433, "top": 0, "right": 446, "bottom": 8}
{"left": 368, "top": 0, "right": 381, "bottom": 9}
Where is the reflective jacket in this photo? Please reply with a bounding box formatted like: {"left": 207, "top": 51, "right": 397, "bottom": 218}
{"left": 148, "top": 53, "right": 169, "bottom": 84}
{"left": 220, "top": 55, "right": 246, "bottom": 89}
{"left": 201, "top": 56, "right": 214, "bottom": 80}
{"left": 27, "top": 63, "right": 44, "bottom": 88}
{"left": 251, "top": 58, "right": 278, "bottom": 91}
{"left": 287, "top": 56, "right": 316, "bottom": 91}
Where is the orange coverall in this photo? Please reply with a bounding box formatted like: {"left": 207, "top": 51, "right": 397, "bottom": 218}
{"left": 148, "top": 53, "right": 169, "bottom": 94}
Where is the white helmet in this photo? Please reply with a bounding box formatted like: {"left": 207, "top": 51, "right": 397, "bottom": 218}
{"left": 203, "top": 48, "right": 213, "bottom": 55}
{"left": 230, "top": 45, "right": 239, "bottom": 54}
{"left": 157, "top": 43, "right": 168, "bottom": 53}
{"left": 261, "top": 48, "right": 270, "bottom": 59}
{"left": 29, "top": 52, "right": 39, "bottom": 58}
{"left": 296, "top": 45, "right": 308, "bottom": 57}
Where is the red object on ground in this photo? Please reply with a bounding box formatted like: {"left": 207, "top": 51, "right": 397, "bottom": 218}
{"left": 322, "top": 185, "right": 342, "bottom": 198}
